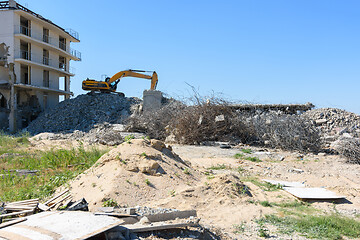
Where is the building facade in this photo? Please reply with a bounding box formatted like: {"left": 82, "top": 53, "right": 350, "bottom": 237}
{"left": 0, "top": 0, "right": 80, "bottom": 131}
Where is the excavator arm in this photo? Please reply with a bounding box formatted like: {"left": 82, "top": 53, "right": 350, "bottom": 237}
{"left": 82, "top": 69, "right": 158, "bottom": 93}
{"left": 108, "top": 69, "right": 158, "bottom": 90}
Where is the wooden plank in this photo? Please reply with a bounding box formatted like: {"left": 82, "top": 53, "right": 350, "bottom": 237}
{"left": 283, "top": 187, "right": 346, "bottom": 200}
{"left": 44, "top": 189, "right": 69, "bottom": 205}
{"left": 0, "top": 218, "right": 26, "bottom": 229}
{"left": 37, "top": 203, "right": 50, "bottom": 211}
{"left": 4, "top": 206, "right": 35, "bottom": 211}
{"left": 0, "top": 209, "right": 34, "bottom": 218}
{"left": 6, "top": 199, "right": 39, "bottom": 205}
{"left": 124, "top": 222, "right": 196, "bottom": 233}
{"left": 50, "top": 194, "right": 71, "bottom": 209}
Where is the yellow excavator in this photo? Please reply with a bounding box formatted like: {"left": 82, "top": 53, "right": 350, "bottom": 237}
{"left": 82, "top": 69, "right": 158, "bottom": 93}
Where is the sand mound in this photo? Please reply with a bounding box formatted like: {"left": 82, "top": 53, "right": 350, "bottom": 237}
{"left": 67, "top": 139, "right": 200, "bottom": 210}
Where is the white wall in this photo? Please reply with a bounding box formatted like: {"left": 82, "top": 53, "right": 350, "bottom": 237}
{"left": 0, "top": 10, "right": 15, "bottom": 63}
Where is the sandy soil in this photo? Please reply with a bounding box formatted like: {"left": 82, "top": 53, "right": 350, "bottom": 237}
{"left": 39, "top": 139, "right": 360, "bottom": 239}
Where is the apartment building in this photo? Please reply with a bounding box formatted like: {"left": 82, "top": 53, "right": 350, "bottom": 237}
{"left": 0, "top": 0, "right": 80, "bottom": 131}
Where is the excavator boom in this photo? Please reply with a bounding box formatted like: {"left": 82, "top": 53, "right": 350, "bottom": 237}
{"left": 82, "top": 69, "right": 158, "bottom": 93}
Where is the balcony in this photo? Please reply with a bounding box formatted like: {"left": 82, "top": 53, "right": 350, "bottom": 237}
{"left": 14, "top": 25, "right": 81, "bottom": 61}
{"left": 14, "top": 50, "right": 75, "bottom": 75}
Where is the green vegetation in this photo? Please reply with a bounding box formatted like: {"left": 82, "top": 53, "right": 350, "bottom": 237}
{"left": 265, "top": 214, "right": 360, "bottom": 239}
{"left": 145, "top": 178, "right": 151, "bottom": 185}
{"left": 183, "top": 168, "right": 190, "bottom": 175}
{"left": 234, "top": 152, "right": 261, "bottom": 163}
{"left": 260, "top": 201, "right": 272, "bottom": 207}
{"left": 233, "top": 223, "right": 245, "bottom": 234}
{"left": 140, "top": 152, "right": 148, "bottom": 157}
{"left": 0, "top": 133, "right": 106, "bottom": 202}
{"left": 255, "top": 219, "right": 270, "bottom": 238}
{"left": 233, "top": 153, "right": 244, "bottom": 159}
{"left": 102, "top": 199, "right": 118, "bottom": 207}
{"left": 208, "top": 164, "right": 227, "bottom": 170}
{"left": 241, "top": 148, "right": 252, "bottom": 154}
{"left": 244, "top": 156, "right": 262, "bottom": 162}
{"left": 241, "top": 177, "right": 282, "bottom": 191}
{"left": 124, "top": 134, "right": 135, "bottom": 143}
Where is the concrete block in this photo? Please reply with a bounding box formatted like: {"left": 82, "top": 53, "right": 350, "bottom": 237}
{"left": 143, "top": 90, "right": 162, "bottom": 112}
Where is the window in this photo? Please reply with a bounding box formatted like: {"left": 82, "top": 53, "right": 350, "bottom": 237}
{"left": 43, "top": 49, "right": 49, "bottom": 65}
{"left": 59, "top": 56, "right": 66, "bottom": 71}
{"left": 59, "top": 36, "right": 66, "bottom": 51}
{"left": 20, "top": 64, "right": 30, "bottom": 84}
{"left": 20, "top": 41, "right": 30, "bottom": 60}
{"left": 43, "top": 70, "right": 49, "bottom": 88}
{"left": 20, "top": 17, "right": 30, "bottom": 36}
{"left": 43, "top": 28, "right": 49, "bottom": 43}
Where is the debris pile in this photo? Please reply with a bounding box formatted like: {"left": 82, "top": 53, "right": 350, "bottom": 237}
{"left": 302, "top": 108, "right": 360, "bottom": 143}
{"left": 26, "top": 93, "right": 141, "bottom": 134}
{"left": 246, "top": 111, "right": 322, "bottom": 152}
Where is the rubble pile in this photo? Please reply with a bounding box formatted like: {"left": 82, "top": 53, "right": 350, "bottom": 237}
{"left": 302, "top": 108, "right": 360, "bottom": 144}
{"left": 26, "top": 93, "right": 141, "bottom": 134}
{"left": 31, "top": 123, "right": 145, "bottom": 146}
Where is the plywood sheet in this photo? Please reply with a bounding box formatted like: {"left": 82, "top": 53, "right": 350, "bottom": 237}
{"left": 283, "top": 187, "right": 345, "bottom": 200}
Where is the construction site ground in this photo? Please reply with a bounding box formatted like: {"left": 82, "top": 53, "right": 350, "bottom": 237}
{"left": 22, "top": 137, "right": 360, "bottom": 239}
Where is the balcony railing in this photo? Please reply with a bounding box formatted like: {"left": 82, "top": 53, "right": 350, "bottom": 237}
{"left": 15, "top": 51, "right": 74, "bottom": 74}
{"left": 20, "top": 25, "right": 31, "bottom": 36}
{"left": 14, "top": 25, "right": 81, "bottom": 60}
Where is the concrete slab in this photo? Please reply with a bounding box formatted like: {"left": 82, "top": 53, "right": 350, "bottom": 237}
{"left": 263, "top": 179, "right": 305, "bottom": 188}
{"left": 0, "top": 211, "right": 123, "bottom": 240}
{"left": 283, "top": 187, "right": 346, "bottom": 200}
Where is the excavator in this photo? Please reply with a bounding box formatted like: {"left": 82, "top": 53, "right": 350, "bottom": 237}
{"left": 82, "top": 69, "right": 158, "bottom": 93}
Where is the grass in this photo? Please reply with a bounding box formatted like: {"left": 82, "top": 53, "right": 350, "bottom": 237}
{"left": 244, "top": 156, "right": 262, "bottom": 162}
{"left": 241, "top": 148, "right": 252, "bottom": 154}
{"left": 183, "top": 168, "right": 190, "bottom": 175}
{"left": 265, "top": 214, "right": 360, "bottom": 239}
{"left": 241, "top": 177, "right": 282, "bottom": 191}
{"left": 208, "top": 164, "right": 227, "bottom": 170}
{"left": 124, "top": 134, "right": 135, "bottom": 143}
{"left": 102, "top": 199, "right": 118, "bottom": 207}
{"left": 234, "top": 153, "right": 244, "bottom": 159}
{"left": 0, "top": 133, "right": 107, "bottom": 202}
{"left": 234, "top": 152, "right": 262, "bottom": 163}
{"left": 233, "top": 223, "right": 245, "bottom": 234}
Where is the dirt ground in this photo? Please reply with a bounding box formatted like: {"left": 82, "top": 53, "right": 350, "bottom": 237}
{"left": 35, "top": 138, "right": 360, "bottom": 239}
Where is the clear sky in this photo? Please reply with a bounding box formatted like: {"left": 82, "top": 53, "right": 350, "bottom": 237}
{"left": 19, "top": 0, "right": 360, "bottom": 114}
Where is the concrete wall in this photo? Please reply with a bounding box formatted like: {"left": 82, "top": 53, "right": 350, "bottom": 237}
{"left": 0, "top": 10, "right": 15, "bottom": 63}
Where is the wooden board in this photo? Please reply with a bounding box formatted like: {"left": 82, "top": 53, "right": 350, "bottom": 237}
{"left": 0, "top": 211, "right": 123, "bottom": 240}
{"left": 283, "top": 187, "right": 346, "bottom": 200}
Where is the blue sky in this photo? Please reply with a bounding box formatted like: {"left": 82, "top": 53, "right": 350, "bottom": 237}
{"left": 21, "top": 0, "right": 360, "bottom": 113}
